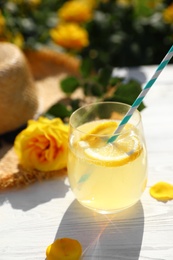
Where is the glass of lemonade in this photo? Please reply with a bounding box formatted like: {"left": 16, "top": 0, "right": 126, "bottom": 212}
{"left": 67, "top": 102, "right": 147, "bottom": 214}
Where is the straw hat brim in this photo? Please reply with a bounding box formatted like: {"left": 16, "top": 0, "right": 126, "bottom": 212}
{"left": 0, "top": 48, "right": 80, "bottom": 191}
{"left": 24, "top": 48, "right": 80, "bottom": 114}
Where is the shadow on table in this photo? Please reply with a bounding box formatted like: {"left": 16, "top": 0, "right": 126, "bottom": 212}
{"left": 53, "top": 200, "right": 144, "bottom": 260}
{"left": 0, "top": 176, "right": 69, "bottom": 211}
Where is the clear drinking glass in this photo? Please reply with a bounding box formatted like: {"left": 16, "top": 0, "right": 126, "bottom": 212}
{"left": 67, "top": 102, "right": 147, "bottom": 214}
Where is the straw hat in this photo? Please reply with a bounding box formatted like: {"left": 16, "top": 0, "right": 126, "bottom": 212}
{"left": 0, "top": 42, "right": 80, "bottom": 191}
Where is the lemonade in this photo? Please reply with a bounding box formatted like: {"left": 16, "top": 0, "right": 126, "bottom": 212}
{"left": 68, "top": 119, "right": 147, "bottom": 214}
{"left": 67, "top": 102, "right": 148, "bottom": 214}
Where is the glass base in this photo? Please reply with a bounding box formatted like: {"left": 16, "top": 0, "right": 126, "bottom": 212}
{"left": 78, "top": 199, "right": 140, "bottom": 215}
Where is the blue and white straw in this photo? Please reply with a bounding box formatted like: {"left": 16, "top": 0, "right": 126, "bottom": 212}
{"left": 108, "top": 45, "right": 173, "bottom": 143}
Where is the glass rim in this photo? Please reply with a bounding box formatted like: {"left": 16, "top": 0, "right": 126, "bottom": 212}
{"left": 69, "top": 101, "right": 142, "bottom": 137}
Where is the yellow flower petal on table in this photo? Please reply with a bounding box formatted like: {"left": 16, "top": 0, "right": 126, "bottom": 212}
{"left": 58, "top": 0, "right": 93, "bottom": 23}
{"left": 50, "top": 23, "right": 89, "bottom": 50}
{"left": 150, "top": 182, "right": 173, "bottom": 202}
{"left": 46, "top": 238, "right": 82, "bottom": 260}
{"left": 14, "top": 117, "right": 69, "bottom": 172}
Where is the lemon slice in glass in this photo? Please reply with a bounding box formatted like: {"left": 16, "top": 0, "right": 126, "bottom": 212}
{"left": 81, "top": 121, "right": 142, "bottom": 167}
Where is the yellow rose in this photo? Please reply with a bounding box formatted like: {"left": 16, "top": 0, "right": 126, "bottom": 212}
{"left": 58, "top": 0, "right": 93, "bottom": 23}
{"left": 12, "top": 33, "right": 24, "bottom": 49}
{"left": 50, "top": 23, "right": 89, "bottom": 50}
{"left": 0, "top": 11, "right": 5, "bottom": 35}
{"left": 14, "top": 117, "right": 69, "bottom": 172}
{"left": 28, "top": 0, "right": 41, "bottom": 6}
{"left": 163, "top": 3, "right": 173, "bottom": 24}
{"left": 116, "top": 0, "right": 133, "bottom": 7}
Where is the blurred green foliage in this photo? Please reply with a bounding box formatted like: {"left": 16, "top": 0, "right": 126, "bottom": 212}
{"left": 1, "top": 0, "right": 173, "bottom": 121}
{"left": 1, "top": 0, "right": 173, "bottom": 66}
{"left": 0, "top": 0, "right": 65, "bottom": 48}
{"left": 81, "top": 0, "right": 173, "bottom": 68}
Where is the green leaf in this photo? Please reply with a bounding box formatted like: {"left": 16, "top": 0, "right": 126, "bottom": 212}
{"left": 46, "top": 103, "right": 72, "bottom": 119}
{"left": 60, "top": 76, "right": 80, "bottom": 94}
{"left": 105, "top": 95, "right": 145, "bottom": 111}
{"left": 134, "top": 0, "right": 157, "bottom": 17}
{"left": 84, "top": 82, "right": 103, "bottom": 97}
{"left": 109, "top": 77, "right": 124, "bottom": 86}
{"left": 97, "top": 66, "right": 113, "bottom": 88}
{"left": 70, "top": 99, "right": 81, "bottom": 111}
{"left": 80, "top": 58, "right": 93, "bottom": 78}
{"left": 116, "top": 79, "right": 142, "bottom": 100}
{"left": 105, "top": 79, "right": 146, "bottom": 111}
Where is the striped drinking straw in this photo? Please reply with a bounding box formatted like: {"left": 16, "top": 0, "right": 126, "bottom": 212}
{"left": 108, "top": 45, "right": 173, "bottom": 143}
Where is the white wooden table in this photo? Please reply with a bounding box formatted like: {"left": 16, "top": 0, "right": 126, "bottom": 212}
{"left": 1, "top": 65, "right": 173, "bottom": 260}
